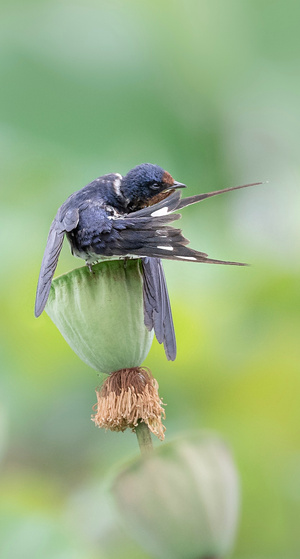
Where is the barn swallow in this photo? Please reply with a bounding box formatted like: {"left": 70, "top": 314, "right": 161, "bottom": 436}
{"left": 35, "top": 162, "right": 261, "bottom": 360}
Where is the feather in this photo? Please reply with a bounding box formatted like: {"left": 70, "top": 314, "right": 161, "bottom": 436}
{"left": 141, "top": 258, "right": 176, "bottom": 361}
{"left": 34, "top": 207, "right": 79, "bottom": 317}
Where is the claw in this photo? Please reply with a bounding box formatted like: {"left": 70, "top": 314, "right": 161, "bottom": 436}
{"left": 86, "top": 262, "right": 94, "bottom": 274}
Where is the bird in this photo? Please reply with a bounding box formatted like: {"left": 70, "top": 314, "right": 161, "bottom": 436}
{"left": 35, "top": 163, "right": 261, "bottom": 361}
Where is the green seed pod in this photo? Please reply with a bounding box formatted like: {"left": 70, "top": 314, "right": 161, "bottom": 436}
{"left": 45, "top": 259, "right": 154, "bottom": 374}
{"left": 112, "top": 432, "right": 239, "bottom": 559}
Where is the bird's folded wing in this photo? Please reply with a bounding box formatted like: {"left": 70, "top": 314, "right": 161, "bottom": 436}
{"left": 34, "top": 207, "right": 80, "bottom": 317}
{"left": 141, "top": 257, "right": 176, "bottom": 361}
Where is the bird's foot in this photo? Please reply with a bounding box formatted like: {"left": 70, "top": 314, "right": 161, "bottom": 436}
{"left": 86, "top": 262, "right": 95, "bottom": 274}
{"left": 123, "top": 256, "right": 130, "bottom": 269}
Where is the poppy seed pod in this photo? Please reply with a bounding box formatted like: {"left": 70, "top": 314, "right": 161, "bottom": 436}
{"left": 112, "top": 432, "right": 240, "bottom": 559}
{"left": 45, "top": 259, "right": 154, "bottom": 374}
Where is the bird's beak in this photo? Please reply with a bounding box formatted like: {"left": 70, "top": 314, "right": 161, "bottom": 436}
{"left": 172, "top": 181, "right": 187, "bottom": 189}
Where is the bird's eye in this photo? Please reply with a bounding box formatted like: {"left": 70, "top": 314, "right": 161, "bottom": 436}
{"left": 151, "top": 182, "right": 160, "bottom": 190}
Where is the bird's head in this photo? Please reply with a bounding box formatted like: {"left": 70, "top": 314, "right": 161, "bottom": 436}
{"left": 121, "top": 163, "right": 186, "bottom": 211}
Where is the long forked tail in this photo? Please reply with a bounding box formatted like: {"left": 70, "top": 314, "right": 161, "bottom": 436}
{"left": 176, "top": 182, "right": 264, "bottom": 211}
{"left": 114, "top": 230, "right": 249, "bottom": 265}
{"left": 118, "top": 183, "right": 257, "bottom": 265}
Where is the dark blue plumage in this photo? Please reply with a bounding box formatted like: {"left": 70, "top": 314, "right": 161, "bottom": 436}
{"left": 35, "top": 163, "right": 261, "bottom": 361}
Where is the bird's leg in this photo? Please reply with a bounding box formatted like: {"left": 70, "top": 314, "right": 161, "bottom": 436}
{"left": 86, "top": 261, "right": 94, "bottom": 274}
{"left": 123, "top": 257, "right": 129, "bottom": 270}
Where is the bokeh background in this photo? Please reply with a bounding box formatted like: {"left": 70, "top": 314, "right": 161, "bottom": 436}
{"left": 1, "top": 1, "right": 300, "bottom": 557}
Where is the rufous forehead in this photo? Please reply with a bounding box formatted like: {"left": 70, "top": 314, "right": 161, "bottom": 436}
{"left": 162, "top": 171, "right": 174, "bottom": 186}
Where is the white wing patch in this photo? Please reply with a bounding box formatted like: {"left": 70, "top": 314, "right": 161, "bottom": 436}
{"left": 176, "top": 255, "right": 197, "bottom": 261}
{"left": 112, "top": 175, "right": 122, "bottom": 196}
{"left": 151, "top": 207, "right": 170, "bottom": 217}
{"left": 157, "top": 245, "right": 174, "bottom": 251}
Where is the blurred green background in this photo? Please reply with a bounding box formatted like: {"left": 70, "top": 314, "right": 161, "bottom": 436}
{"left": 1, "top": 1, "right": 300, "bottom": 557}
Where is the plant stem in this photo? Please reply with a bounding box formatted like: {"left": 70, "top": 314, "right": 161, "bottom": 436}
{"left": 135, "top": 420, "right": 153, "bottom": 456}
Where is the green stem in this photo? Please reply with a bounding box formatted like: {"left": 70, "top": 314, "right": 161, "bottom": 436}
{"left": 135, "top": 421, "right": 153, "bottom": 456}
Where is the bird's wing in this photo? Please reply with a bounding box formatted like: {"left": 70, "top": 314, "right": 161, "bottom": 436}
{"left": 129, "top": 190, "right": 182, "bottom": 217}
{"left": 141, "top": 257, "right": 176, "bottom": 361}
{"left": 34, "top": 207, "right": 79, "bottom": 317}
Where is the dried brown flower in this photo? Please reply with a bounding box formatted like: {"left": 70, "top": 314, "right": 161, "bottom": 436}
{"left": 92, "top": 367, "right": 166, "bottom": 440}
